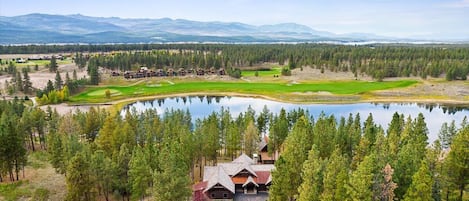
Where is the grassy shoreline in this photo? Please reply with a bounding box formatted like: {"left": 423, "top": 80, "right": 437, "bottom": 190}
{"left": 70, "top": 80, "right": 418, "bottom": 104}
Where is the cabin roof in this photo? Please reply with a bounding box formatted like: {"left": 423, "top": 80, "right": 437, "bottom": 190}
{"left": 204, "top": 166, "right": 235, "bottom": 194}
{"left": 218, "top": 162, "right": 258, "bottom": 177}
{"left": 200, "top": 153, "right": 274, "bottom": 194}
{"left": 258, "top": 135, "right": 269, "bottom": 151}
{"left": 233, "top": 153, "right": 255, "bottom": 164}
{"left": 242, "top": 176, "right": 259, "bottom": 187}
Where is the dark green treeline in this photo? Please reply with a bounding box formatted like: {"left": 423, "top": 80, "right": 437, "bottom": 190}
{"left": 2, "top": 44, "right": 469, "bottom": 80}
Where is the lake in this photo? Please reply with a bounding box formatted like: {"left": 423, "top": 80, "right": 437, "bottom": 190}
{"left": 122, "top": 96, "right": 469, "bottom": 143}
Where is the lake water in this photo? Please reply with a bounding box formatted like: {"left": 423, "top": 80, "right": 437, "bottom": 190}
{"left": 122, "top": 96, "right": 469, "bottom": 143}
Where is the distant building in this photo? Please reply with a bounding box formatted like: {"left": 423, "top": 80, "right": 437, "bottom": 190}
{"left": 193, "top": 154, "right": 274, "bottom": 201}
{"left": 258, "top": 136, "right": 279, "bottom": 164}
{"left": 15, "top": 58, "right": 26, "bottom": 63}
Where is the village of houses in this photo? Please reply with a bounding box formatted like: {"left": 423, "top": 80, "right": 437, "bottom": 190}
{"left": 112, "top": 66, "right": 226, "bottom": 79}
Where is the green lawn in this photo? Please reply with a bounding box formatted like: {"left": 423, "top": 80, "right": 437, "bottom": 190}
{"left": 241, "top": 67, "right": 281, "bottom": 77}
{"left": 70, "top": 80, "right": 418, "bottom": 103}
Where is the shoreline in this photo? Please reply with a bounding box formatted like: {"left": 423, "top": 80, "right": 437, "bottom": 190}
{"left": 64, "top": 91, "right": 469, "bottom": 114}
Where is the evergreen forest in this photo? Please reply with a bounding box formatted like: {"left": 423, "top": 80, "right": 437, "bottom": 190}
{"left": 2, "top": 44, "right": 469, "bottom": 81}
{"left": 0, "top": 99, "right": 468, "bottom": 201}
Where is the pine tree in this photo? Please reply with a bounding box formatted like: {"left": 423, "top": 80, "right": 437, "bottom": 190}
{"left": 73, "top": 69, "right": 78, "bottom": 80}
{"left": 129, "top": 146, "right": 152, "bottom": 201}
{"left": 288, "top": 54, "right": 297, "bottom": 69}
{"left": 54, "top": 71, "right": 63, "bottom": 90}
{"left": 395, "top": 114, "right": 429, "bottom": 199}
{"left": 90, "top": 150, "right": 113, "bottom": 201}
{"left": 427, "top": 141, "right": 443, "bottom": 201}
{"left": 297, "top": 146, "right": 324, "bottom": 201}
{"left": 269, "top": 116, "right": 312, "bottom": 200}
{"left": 89, "top": 66, "right": 99, "bottom": 85}
{"left": 153, "top": 142, "right": 191, "bottom": 201}
{"left": 380, "top": 164, "right": 398, "bottom": 201}
{"left": 351, "top": 137, "right": 371, "bottom": 170}
{"left": 62, "top": 86, "right": 70, "bottom": 101}
{"left": 244, "top": 120, "right": 259, "bottom": 157}
{"left": 268, "top": 108, "right": 289, "bottom": 158}
{"left": 22, "top": 68, "right": 32, "bottom": 94}
{"left": 403, "top": 159, "right": 433, "bottom": 201}
{"left": 363, "top": 113, "right": 378, "bottom": 147}
{"left": 48, "top": 132, "right": 66, "bottom": 174}
{"left": 269, "top": 157, "right": 289, "bottom": 201}
{"left": 445, "top": 126, "right": 469, "bottom": 201}
{"left": 15, "top": 71, "right": 23, "bottom": 92}
{"left": 313, "top": 113, "right": 336, "bottom": 158}
{"left": 49, "top": 56, "right": 58, "bottom": 72}
{"left": 320, "top": 148, "right": 348, "bottom": 201}
{"left": 112, "top": 143, "right": 131, "bottom": 200}
{"left": 387, "top": 112, "right": 403, "bottom": 161}
{"left": 347, "top": 153, "right": 376, "bottom": 201}
{"left": 0, "top": 112, "right": 26, "bottom": 181}
{"left": 439, "top": 120, "right": 458, "bottom": 149}
{"left": 65, "top": 153, "right": 94, "bottom": 201}
{"left": 226, "top": 122, "right": 241, "bottom": 160}
{"left": 96, "top": 115, "right": 118, "bottom": 154}
{"left": 46, "top": 80, "right": 54, "bottom": 94}
{"left": 257, "top": 105, "right": 270, "bottom": 134}
{"left": 202, "top": 113, "right": 220, "bottom": 164}
{"left": 65, "top": 72, "right": 71, "bottom": 86}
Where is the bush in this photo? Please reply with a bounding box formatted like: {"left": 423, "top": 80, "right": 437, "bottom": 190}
{"left": 32, "top": 188, "right": 49, "bottom": 201}
{"left": 105, "top": 89, "right": 111, "bottom": 99}
{"left": 228, "top": 68, "right": 242, "bottom": 79}
{"left": 281, "top": 67, "right": 291, "bottom": 76}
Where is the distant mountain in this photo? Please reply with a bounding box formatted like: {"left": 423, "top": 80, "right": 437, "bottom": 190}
{"left": 0, "top": 13, "right": 409, "bottom": 44}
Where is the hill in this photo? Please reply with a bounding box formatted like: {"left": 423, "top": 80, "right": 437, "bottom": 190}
{"left": 1, "top": 13, "right": 397, "bottom": 44}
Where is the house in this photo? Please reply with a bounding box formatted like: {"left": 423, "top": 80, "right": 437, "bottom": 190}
{"left": 178, "top": 68, "right": 187, "bottom": 76}
{"left": 196, "top": 68, "right": 205, "bottom": 76}
{"left": 15, "top": 58, "right": 26, "bottom": 63}
{"left": 208, "top": 67, "right": 216, "bottom": 75}
{"left": 192, "top": 154, "right": 274, "bottom": 201}
{"left": 166, "top": 68, "right": 176, "bottom": 76}
{"left": 258, "top": 136, "right": 278, "bottom": 164}
{"left": 123, "top": 71, "right": 133, "bottom": 79}
{"left": 188, "top": 68, "right": 195, "bottom": 75}
{"left": 218, "top": 68, "right": 226, "bottom": 76}
{"left": 111, "top": 71, "right": 120, "bottom": 76}
{"left": 156, "top": 69, "right": 165, "bottom": 77}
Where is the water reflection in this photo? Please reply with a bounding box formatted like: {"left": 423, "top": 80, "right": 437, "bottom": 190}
{"left": 122, "top": 96, "right": 469, "bottom": 143}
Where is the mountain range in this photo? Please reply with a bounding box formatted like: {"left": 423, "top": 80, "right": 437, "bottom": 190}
{"left": 0, "top": 13, "right": 434, "bottom": 44}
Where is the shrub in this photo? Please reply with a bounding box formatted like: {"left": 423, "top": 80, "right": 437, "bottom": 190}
{"left": 281, "top": 67, "right": 291, "bottom": 76}
{"left": 105, "top": 89, "right": 111, "bottom": 99}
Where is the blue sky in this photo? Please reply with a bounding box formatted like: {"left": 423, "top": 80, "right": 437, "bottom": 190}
{"left": 1, "top": 0, "right": 468, "bottom": 39}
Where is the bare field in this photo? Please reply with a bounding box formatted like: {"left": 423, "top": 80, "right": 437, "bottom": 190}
{"left": 0, "top": 64, "right": 88, "bottom": 94}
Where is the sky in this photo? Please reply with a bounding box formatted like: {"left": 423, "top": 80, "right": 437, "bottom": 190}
{"left": 1, "top": 0, "right": 469, "bottom": 39}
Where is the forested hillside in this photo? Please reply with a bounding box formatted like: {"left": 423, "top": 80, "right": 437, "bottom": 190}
{"left": 0, "top": 100, "right": 468, "bottom": 200}
{"left": 3, "top": 44, "right": 468, "bottom": 81}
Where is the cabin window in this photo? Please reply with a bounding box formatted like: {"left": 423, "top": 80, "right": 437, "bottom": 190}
{"left": 211, "top": 193, "right": 215, "bottom": 198}
{"left": 223, "top": 193, "right": 228, "bottom": 198}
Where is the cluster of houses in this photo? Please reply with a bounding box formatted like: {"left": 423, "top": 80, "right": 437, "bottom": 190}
{"left": 193, "top": 136, "right": 278, "bottom": 201}
{"left": 12, "top": 55, "right": 65, "bottom": 63}
{"left": 112, "top": 67, "right": 226, "bottom": 79}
